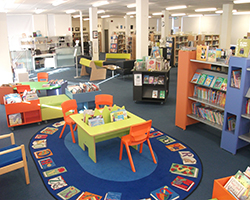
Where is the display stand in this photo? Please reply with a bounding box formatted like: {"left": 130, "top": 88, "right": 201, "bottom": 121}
{"left": 212, "top": 176, "right": 236, "bottom": 199}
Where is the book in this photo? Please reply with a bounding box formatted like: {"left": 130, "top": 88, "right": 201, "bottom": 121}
{"left": 32, "top": 139, "right": 47, "bottom": 149}
{"left": 203, "top": 75, "right": 214, "bottom": 87}
{"left": 232, "top": 69, "right": 241, "bottom": 88}
{"left": 34, "top": 148, "right": 53, "bottom": 159}
{"left": 110, "top": 109, "right": 127, "bottom": 122}
{"left": 152, "top": 47, "right": 161, "bottom": 58}
{"left": 166, "top": 143, "right": 186, "bottom": 152}
{"left": 234, "top": 170, "right": 250, "bottom": 199}
{"left": 48, "top": 175, "right": 67, "bottom": 190}
{"left": 40, "top": 127, "right": 58, "bottom": 135}
{"left": 159, "top": 91, "right": 165, "bottom": 99}
{"left": 158, "top": 75, "right": 165, "bottom": 85}
{"left": 38, "top": 157, "right": 56, "bottom": 169}
{"left": 88, "top": 115, "right": 104, "bottom": 127}
{"left": 191, "top": 72, "right": 202, "bottom": 84}
{"left": 149, "top": 76, "right": 154, "bottom": 84}
{"left": 57, "top": 186, "right": 81, "bottom": 200}
{"left": 147, "top": 59, "right": 156, "bottom": 71}
{"left": 196, "top": 45, "right": 209, "bottom": 61}
{"left": 144, "top": 75, "right": 149, "bottom": 84}
{"left": 149, "top": 130, "right": 164, "bottom": 138}
{"left": 76, "top": 191, "right": 102, "bottom": 200}
{"left": 43, "top": 166, "right": 67, "bottom": 177}
{"left": 169, "top": 163, "right": 199, "bottom": 178}
{"left": 220, "top": 78, "right": 227, "bottom": 91}
{"left": 171, "top": 176, "right": 195, "bottom": 191}
{"left": 154, "top": 76, "right": 159, "bottom": 85}
{"left": 150, "top": 185, "right": 179, "bottom": 200}
{"left": 152, "top": 90, "right": 158, "bottom": 98}
{"left": 35, "top": 134, "right": 48, "bottom": 139}
{"left": 216, "top": 48, "right": 222, "bottom": 59}
{"left": 104, "top": 192, "right": 122, "bottom": 200}
{"left": 178, "top": 151, "right": 197, "bottom": 165}
{"left": 157, "top": 135, "right": 176, "bottom": 145}
{"left": 207, "top": 49, "right": 216, "bottom": 62}
{"left": 224, "top": 176, "right": 246, "bottom": 199}
{"left": 52, "top": 121, "right": 65, "bottom": 127}
{"left": 235, "top": 38, "right": 250, "bottom": 57}
{"left": 197, "top": 74, "right": 207, "bottom": 85}
{"left": 213, "top": 77, "right": 224, "bottom": 89}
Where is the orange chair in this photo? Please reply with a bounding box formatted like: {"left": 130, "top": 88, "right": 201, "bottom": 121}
{"left": 16, "top": 85, "right": 31, "bottom": 97}
{"left": 37, "top": 72, "right": 48, "bottom": 82}
{"left": 119, "top": 120, "right": 157, "bottom": 172}
{"left": 95, "top": 94, "right": 113, "bottom": 109}
{"left": 59, "top": 99, "right": 78, "bottom": 143}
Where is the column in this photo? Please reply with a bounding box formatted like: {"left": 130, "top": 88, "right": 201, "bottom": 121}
{"left": 79, "top": 11, "right": 84, "bottom": 55}
{"left": 220, "top": 4, "right": 233, "bottom": 49}
{"left": 89, "top": 7, "right": 99, "bottom": 60}
{"left": 136, "top": 0, "right": 149, "bottom": 59}
{"left": 0, "top": 13, "right": 13, "bottom": 84}
{"left": 125, "top": 15, "right": 131, "bottom": 37}
{"left": 161, "top": 10, "right": 170, "bottom": 40}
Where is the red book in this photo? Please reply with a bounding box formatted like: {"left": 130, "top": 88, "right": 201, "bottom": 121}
{"left": 171, "top": 176, "right": 195, "bottom": 191}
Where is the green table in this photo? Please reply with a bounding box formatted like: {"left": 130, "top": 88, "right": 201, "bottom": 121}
{"left": 70, "top": 111, "right": 145, "bottom": 163}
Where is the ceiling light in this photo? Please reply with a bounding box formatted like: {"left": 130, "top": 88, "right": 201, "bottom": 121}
{"left": 233, "top": 11, "right": 250, "bottom": 15}
{"left": 73, "top": 15, "right": 80, "bottom": 18}
{"left": 195, "top": 8, "right": 217, "bottom": 12}
{"left": 171, "top": 13, "right": 186, "bottom": 16}
{"left": 127, "top": 11, "right": 136, "bottom": 15}
{"left": 66, "top": 9, "right": 76, "bottom": 14}
{"left": 101, "top": 15, "right": 110, "bottom": 18}
{"left": 127, "top": 3, "right": 136, "bottom": 8}
{"left": 130, "top": 16, "right": 134, "bottom": 18}
{"left": 166, "top": 5, "right": 187, "bottom": 10}
{"left": 148, "top": 16, "right": 152, "bottom": 18}
{"left": 84, "top": 18, "right": 89, "bottom": 21}
{"left": 188, "top": 14, "right": 203, "bottom": 17}
{"left": 92, "top": 1, "right": 109, "bottom": 7}
{"left": 233, "top": 0, "right": 250, "bottom": 4}
{"left": 215, "top": 9, "right": 237, "bottom": 14}
{"left": 97, "top": 10, "right": 105, "bottom": 14}
{"left": 52, "top": 0, "right": 67, "bottom": 6}
{"left": 35, "top": 9, "right": 45, "bottom": 14}
{"left": 152, "top": 12, "right": 162, "bottom": 16}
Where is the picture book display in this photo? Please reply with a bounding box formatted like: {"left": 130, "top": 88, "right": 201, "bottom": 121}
{"left": 235, "top": 38, "right": 250, "bottom": 58}
{"left": 157, "top": 135, "right": 176, "bottom": 145}
{"left": 213, "top": 77, "right": 224, "bottom": 89}
{"left": 40, "top": 127, "right": 58, "bottom": 135}
{"left": 166, "top": 143, "right": 186, "bottom": 151}
{"left": 104, "top": 192, "right": 122, "bottom": 200}
{"left": 34, "top": 148, "right": 53, "bottom": 159}
{"left": 203, "top": 75, "right": 214, "bottom": 87}
{"left": 43, "top": 166, "right": 67, "bottom": 177}
{"left": 150, "top": 185, "right": 179, "bottom": 200}
{"left": 169, "top": 163, "right": 199, "bottom": 178}
{"left": 171, "top": 176, "right": 195, "bottom": 191}
{"left": 196, "top": 45, "right": 209, "bottom": 61}
{"left": 57, "top": 186, "right": 81, "bottom": 200}
{"left": 197, "top": 74, "right": 207, "bottom": 85}
{"left": 190, "top": 72, "right": 201, "bottom": 84}
{"left": 38, "top": 157, "right": 56, "bottom": 169}
{"left": 110, "top": 109, "right": 127, "bottom": 122}
{"left": 76, "top": 191, "right": 102, "bottom": 200}
{"left": 48, "top": 176, "right": 67, "bottom": 190}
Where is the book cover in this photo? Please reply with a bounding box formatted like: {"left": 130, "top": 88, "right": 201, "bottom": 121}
{"left": 43, "top": 166, "right": 67, "bottom": 177}
{"left": 196, "top": 45, "right": 209, "bottom": 61}
{"left": 169, "top": 163, "right": 199, "bottom": 178}
{"left": 32, "top": 139, "right": 47, "bottom": 149}
{"left": 203, "top": 75, "right": 214, "bottom": 87}
{"left": 40, "top": 127, "right": 58, "bottom": 135}
{"left": 52, "top": 121, "right": 65, "bottom": 127}
{"left": 157, "top": 135, "right": 176, "bottom": 145}
{"left": 232, "top": 69, "right": 241, "bottom": 88}
{"left": 171, "top": 176, "right": 195, "bottom": 191}
{"left": 35, "top": 134, "right": 48, "bottom": 139}
{"left": 213, "top": 77, "right": 224, "bottom": 89}
{"left": 152, "top": 90, "right": 158, "bottom": 98}
{"left": 149, "top": 76, "right": 154, "bottom": 84}
{"left": 154, "top": 76, "right": 159, "bottom": 85}
{"left": 216, "top": 48, "right": 222, "bottom": 59}
{"left": 150, "top": 185, "right": 179, "bottom": 200}
{"left": 159, "top": 91, "right": 165, "bottom": 99}
{"left": 224, "top": 176, "right": 246, "bottom": 198}
{"left": 149, "top": 131, "right": 164, "bottom": 138}
{"left": 197, "top": 74, "right": 207, "bottom": 85}
{"left": 34, "top": 148, "right": 53, "bottom": 159}
{"left": 191, "top": 72, "right": 202, "bottom": 84}
{"left": 220, "top": 78, "right": 227, "bottom": 91}
{"left": 166, "top": 143, "right": 186, "bottom": 152}
{"left": 88, "top": 115, "right": 104, "bottom": 127}
{"left": 38, "top": 157, "right": 56, "bottom": 169}
{"left": 57, "top": 186, "right": 81, "bottom": 200}
{"left": 110, "top": 109, "right": 127, "bottom": 122}
{"left": 178, "top": 151, "right": 197, "bottom": 165}
{"left": 234, "top": 170, "right": 250, "bottom": 199}
{"left": 158, "top": 75, "right": 165, "bottom": 85}
{"left": 144, "top": 75, "right": 149, "bottom": 84}
{"left": 76, "top": 191, "right": 102, "bottom": 200}
{"left": 207, "top": 49, "right": 216, "bottom": 62}
{"left": 147, "top": 59, "right": 156, "bottom": 71}
{"left": 152, "top": 47, "right": 161, "bottom": 58}
{"left": 48, "top": 175, "right": 67, "bottom": 190}
{"left": 235, "top": 38, "right": 250, "bottom": 57}
{"left": 104, "top": 192, "right": 122, "bottom": 200}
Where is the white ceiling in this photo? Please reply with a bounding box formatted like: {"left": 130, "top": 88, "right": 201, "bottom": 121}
{"left": 1, "top": 0, "right": 250, "bottom": 18}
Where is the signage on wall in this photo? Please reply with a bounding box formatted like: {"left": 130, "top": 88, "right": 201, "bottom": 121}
{"left": 93, "top": 30, "right": 98, "bottom": 39}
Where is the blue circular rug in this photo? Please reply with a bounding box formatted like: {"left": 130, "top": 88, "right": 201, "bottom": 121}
{"left": 29, "top": 122, "right": 202, "bottom": 200}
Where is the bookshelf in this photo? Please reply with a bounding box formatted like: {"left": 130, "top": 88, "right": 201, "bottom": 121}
{"left": 117, "top": 32, "right": 125, "bottom": 53}
{"left": 127, "top": 34, "right": 136, "bottom": 60}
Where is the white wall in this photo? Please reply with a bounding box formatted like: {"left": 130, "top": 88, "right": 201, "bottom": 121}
{"left": 54, "top": 15, "right": 72, "bottom": 36}
{"left": 33, "top": 14, "right": 48, "bottom": 36}
{"left": 200, "top": 15, "right": 221, "bottom": 34}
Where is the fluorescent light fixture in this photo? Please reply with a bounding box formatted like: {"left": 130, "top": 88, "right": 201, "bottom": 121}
{"left": 66, "top": 10, "right": 76, "bottom": 14}
{"left": 52, "top": 0, "right": 67, "bottom": 6}
{"left": 171, "top": 13, "right": 186, "bottom": 16}
{"left": 215, "top": 9, "right": 237, "bottom": 14}
{"left": 92, "top": 1, "right": 109, "bottom": 7}
{"left": 84, "top": 18, "right": 89, "bottom": 21}
{"left": 73, "top": 15, "right": 80, "bottom": 18}
{"left": 127, "top": 3, "right": 136, "bottom": 8}
{"left": 97, "top": 10, "right": 105, "bottom": 14}
{"left": 148, "top": 16, "right": 152, "bottom": 18}
{"left": 130, "top": 15, "right": 134, "bottom": 18}
{"left": 127, "top": 11, "right": 136, "bottom": 15}
{"left": 188, "top": 14, "right": 203, "bottom": 17}
{"left": 35, "top": 9, "right": 45, "bottom": 14}
{"left": 152, "top": 12, "right": 162, "bottom": 16}
{"left": 234, "top": 0, "right": 250, "bottom": 4}
{"left": 233, "top": 11, "right": 250, "bottom": 15}
{"left": 166, "top": 5, "right": 187, "bottom": 10}
{"left": 195, "top": 8, "right": 217, "bottom": 12}
{"left": 101, "top": 15, "right": 110, "bottom": 18}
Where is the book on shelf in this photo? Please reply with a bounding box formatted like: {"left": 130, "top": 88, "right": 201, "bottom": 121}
{"left": 171, "top": 176, "right": 195, "bottom": 191}
{"left": 203, "top": 75, "right": 214, "bottom": 87}
{"left": 196, "top": 45, "right": 209, "bottom": 61}
{"left": 143, "top": 75, "right": 149, "bottom": 84}
{"left": 234, "top": 170, "right": 250, "bottom": 199}
{"left": 197, "top": 74, "right": 207, "bottom": 85}
{"left": 104, "top": 192, "right": 122, "bottom": 200}
{"left": 207, "top": 49, "right": 217, "bottom": 62}
{"left": 235, "top": 38, "right": 250, "bottom": 58}
{"left": 150, "top": 185, "right": 179, "bottom": 200}
{"left": 231, "top": 69, "right": 241, "bottom": 89}
{"left": 152, "top": 90, "right": 158, "bottom": 98}
{"left": 190, "top": 72, "right": 202, "bottom": 84}
{"left": 213, "top": 77, "right": 224, "bottom": 90}
{"left": 216, "top": 48, "right": 222, "bottom": 59}
{"left": 154, "top": 76, "right": 159, "bottom": 85}
{"left": 158, "top": 75, "right": 165, "bottom": 85}
{"left": 159, "top": 90, "right": 165, "bottom": 99}
{"left": 149, "top": 76, "right": 154, "bottom": 84}
{"left": 147, "top": 59, "right": 156, "bottom": 71}
{"left": 224, "top": 176, "right": 246, "bottom": 199}
{"left": 152, "top": 46, "right": 161, "bottom": 58}
{"left": 110, "top": 109, "right": 127, "bottom": 122}
{"left": 227, "top": 115, "right": 236, "bottom": 131}
{"left": 88, "top": 115, "right": 104, "bottom": 127}
{"left": 220, "top": 78, "right": 227, "bottom": 91}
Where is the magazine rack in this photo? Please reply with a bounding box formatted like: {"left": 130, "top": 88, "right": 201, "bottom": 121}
{"left": 212, "top": 176, "right": 236, "bottom": 199}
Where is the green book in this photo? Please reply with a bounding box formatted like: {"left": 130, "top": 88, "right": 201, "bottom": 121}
{"left": 235, "top": 38, "right": 250, "bottom": 57}
{"left": 213, "top": 77, "right": 224, "bottom": 89}
{"left": 197, "top": 74, "right": 207, "bottom": 85}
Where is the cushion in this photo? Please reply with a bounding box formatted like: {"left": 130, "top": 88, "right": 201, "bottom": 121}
{"left": 0, "top": 144, "right": 22, "bottom": 168}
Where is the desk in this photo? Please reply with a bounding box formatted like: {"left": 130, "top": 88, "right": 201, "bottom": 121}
{"left": 70, "top": 111, "right": 145, "bottom": 163}
{"left": 32, "top": 53, "right": 57, "bottom": 70}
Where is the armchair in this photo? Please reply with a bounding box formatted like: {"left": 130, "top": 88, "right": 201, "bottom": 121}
{"left": 0, "top": 133, "right": 30, "bottom": 184}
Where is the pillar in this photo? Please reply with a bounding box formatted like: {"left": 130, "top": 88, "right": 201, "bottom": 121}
{"left": 89, "top": 7, "right": 99, "bottom": 60}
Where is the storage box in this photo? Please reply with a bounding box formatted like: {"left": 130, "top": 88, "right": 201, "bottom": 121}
{"left": 46, "top": 81, "right": 68, "bottom": 96}
{"left": 65, "top": 88, "right": 101, "bottom": 110}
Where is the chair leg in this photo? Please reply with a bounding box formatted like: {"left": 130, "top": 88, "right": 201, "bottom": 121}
{"left": 147, "top": 139, "right": 157, "bottom": 164}
{"left": 125, "top": 144, "right": 136, "bottom": 172}
{"left": 21, "top": 145, "right": 30, "bottom": 184}
{"left": 119, "top": 142, "right": 124, "bottom": 160}
{"left": 59, "top": 124, "right": 67, "bottom": 139}
{"left": 139, "top": 143, "right": 143, "bottom": 153}
{"left": 74, "top": 124, "right": 77, "bottom": 131}
{"left": 69, "top": 124, "right": 76, "bottom": 143}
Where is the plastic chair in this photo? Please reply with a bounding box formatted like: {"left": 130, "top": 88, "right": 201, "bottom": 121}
{"left": 59, "top": 99, "right": 78, "bottom": 143}
{"left": 0, "top": 133, "right": 30, "bottom": 184}
{"left": 95, "top": 94, "right": 113, "bottom": 109}
{"left": 119, "top": 120, "right": 157, "bottom": 172}
{"left": 37, "top": 72, "right": 48, "bottom": 82}
{"left": 16, "top": 85, "right": 31, "bottom": 97}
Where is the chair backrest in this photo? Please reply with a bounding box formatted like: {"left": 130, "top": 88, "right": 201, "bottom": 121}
{"left": 61, "top": 99, "right": 78, "bottom": 119}
{"left": 95, "top": 94, "right": 113, "bottom": 109}
{"left": 129, "top": 120, "right": 152, "bottom": 143}
{"left": 16, "top": 85, "right": 31, "bottom": 94}
{"left": 37, "top": 72, "right": 48, "bottom": 82}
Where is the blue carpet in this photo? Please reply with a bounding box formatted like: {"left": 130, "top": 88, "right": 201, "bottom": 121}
{"left": 29, "top": 123, "right": 202, "bottom": 200}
